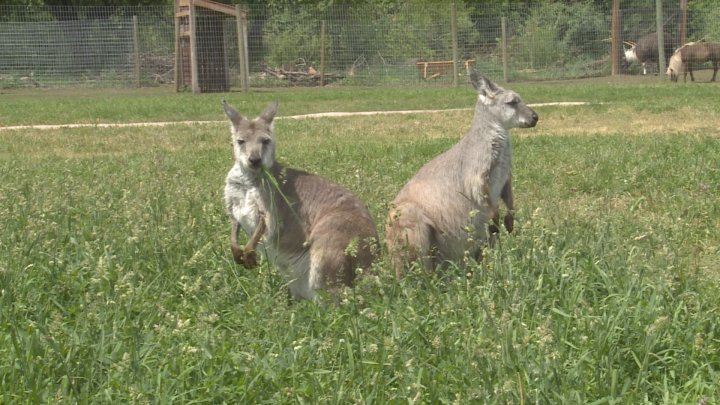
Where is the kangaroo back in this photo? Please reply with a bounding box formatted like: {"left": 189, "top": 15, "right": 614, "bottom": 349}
{"left": 386, "top": 72, "right": 537, "bottom": 277}
{"left": 223, "top": 101, "right": 378, "bottom": 300}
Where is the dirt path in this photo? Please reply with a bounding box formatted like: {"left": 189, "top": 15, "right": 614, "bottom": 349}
{"left": 0, "top": 102, "right": 589, "bottom": 132}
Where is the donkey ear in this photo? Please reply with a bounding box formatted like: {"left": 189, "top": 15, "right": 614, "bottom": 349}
{"left": 223, "top": 100, "right": 242, "bottom": 126}
{"left": 259, "top": 101, "right": 279, "bottom": 124}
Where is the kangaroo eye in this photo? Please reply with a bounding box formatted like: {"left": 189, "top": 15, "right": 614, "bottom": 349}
{"left": 237, "top": 139, "right": 245, "bottom": 146}
{"left": 261, "top": 138, "right": 271, "bottom": 146}
{"left": 507, "top": 99, "right": 519, "bottom": 106}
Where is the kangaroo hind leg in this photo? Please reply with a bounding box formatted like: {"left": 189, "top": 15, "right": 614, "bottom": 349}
{"left": 386, "top": 203, "right": 436, "bottom": 280}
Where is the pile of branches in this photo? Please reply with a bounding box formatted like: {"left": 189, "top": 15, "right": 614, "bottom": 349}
{"left": 261, "top": 59, "right": 342, "bottom": 86}
{"left": 140, "top": 53, "right": 174, "bottom": 84}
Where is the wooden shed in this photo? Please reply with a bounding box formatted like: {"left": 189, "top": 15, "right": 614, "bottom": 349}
{"left": 174, "top": 0, "right": 249, "bottom": 93}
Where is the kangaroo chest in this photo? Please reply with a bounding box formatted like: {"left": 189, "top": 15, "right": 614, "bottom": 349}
{"left": 225, "top": 171, "right": 313, "bottom": 291}
{"left": 232, "top": 186, "right": 265, "bottom": 234}
{"left": 226, "top": 172, "right": 294, "bottom": 262}
{"left": 462, "top": 134, "right": 511, "bottom": 209}
{"left": 225, "top": 168, "right": 273, "bottom": 238}
{"left": 487, "top": 139, "right": 512, "bottom": 207}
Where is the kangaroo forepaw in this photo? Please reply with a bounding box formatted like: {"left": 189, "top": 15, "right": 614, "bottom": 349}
{"left": 231, "top": 244, "right": 245, "bottom": 265}
{"left": 242, "top": 249, "right": 258, "bottom": 268}
{"left": 504, "top": 213, "right": 514, "bottom": 233}
{"left": 231, "top": 244, "right": 258, "bottom": 268}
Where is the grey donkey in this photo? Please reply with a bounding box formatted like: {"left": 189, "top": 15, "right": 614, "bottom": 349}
{"left": 386, "top": 72, "right": 538, "bottom": 278}
{"left": 223, "top": 101, "right": 378, "bottom": 300}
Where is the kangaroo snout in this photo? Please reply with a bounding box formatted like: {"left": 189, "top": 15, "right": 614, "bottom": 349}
{"left": 248, "top": 156, "right": 263, "bottom": 169}
{"left": 522, "top": 110, "right": 539, "bottom": 128}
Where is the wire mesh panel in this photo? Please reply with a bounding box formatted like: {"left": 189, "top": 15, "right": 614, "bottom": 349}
{"left": 1, "top": 14, "right": 130, "bottom": 87}
{"left": 253, "top": 2, "right": 488, "bottom": 87}
{"left": 249, "top": 2, "right": 617, "bottom": 85}
{"left": 136, "top": 9, "right": 176, "bottom": 86}
{"left": 0, "top": 6, "right": 174, "bottom": 88}
{"left": 1, "top": 2, "right": 716, "bottom": 90}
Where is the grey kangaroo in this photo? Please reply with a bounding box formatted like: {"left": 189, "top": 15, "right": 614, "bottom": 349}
{"left": 223, "top": 101, "right": 378, "bottom": 300}
{"left": 386, "top": 72, "right": 538, "bottom": 278}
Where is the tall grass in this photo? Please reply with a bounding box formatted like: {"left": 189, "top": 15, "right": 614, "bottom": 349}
{"left": 1, "top": 84, "right": 719, "bottom": 403}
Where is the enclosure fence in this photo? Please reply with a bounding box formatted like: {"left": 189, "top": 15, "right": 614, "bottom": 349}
{"left": 0, "top": 2, "right": 713, "bottom": 91}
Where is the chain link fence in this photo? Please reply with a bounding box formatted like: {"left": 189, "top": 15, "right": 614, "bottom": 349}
{"left": 1, "top": 2, "right": 717, "bottom": 91}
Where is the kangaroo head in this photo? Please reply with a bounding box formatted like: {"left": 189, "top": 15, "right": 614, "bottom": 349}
{"left": 469, "top": 70, "right": 538, "bottom": 129}
{"left": 223, "top": 100, "right": 279, "bottom": 172}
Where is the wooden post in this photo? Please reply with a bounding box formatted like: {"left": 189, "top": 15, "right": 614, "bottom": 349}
{"left": 450, "top": 0, "right": 459, "bottom": 87}
{"left": 235, "top": 5, "right": 249, "bottom": 92}
{"left": 133, "top": 15, "right": 141, "bottom": 87}
{"left": 611, "top": 0, "right": 620, "bottom": 76}
{"left": 222, "top": 20, "right": 230, "bottom": 90}
{"left": 501, "top": 17, "right": 508, "bottom": 82}
{"left": 241, "top": 11, "right": 249, "bottom": 91}
{"left": 189, "top": 0, "right": 200, "bottom": 93}
{"left": 656, "top": 0, "right": 666, "bottom": 81}
{"left": 174, "top": 8, "right": 181, "bottom": 91}
{"left": 319, "top": 20, "right": 326, "bottom": 86}
{"left": 679, "top": 0, "right": 687, "bottom": 46}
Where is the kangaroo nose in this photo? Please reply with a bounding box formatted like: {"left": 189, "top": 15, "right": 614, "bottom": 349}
{"left": 248, "top": 157, "right": 262, "bottom": 168}
{"left": 524, "top": 111, "right": 539, "bottom": 128}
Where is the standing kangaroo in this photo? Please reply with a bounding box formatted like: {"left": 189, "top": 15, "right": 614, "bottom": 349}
{"left": 223, "top": 101, "right": 378, "bottom": 300}
{"left": 386, "top": 72, "right": 538, "bottom": 278}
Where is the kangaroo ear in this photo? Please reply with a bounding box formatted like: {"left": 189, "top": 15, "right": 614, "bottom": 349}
{"left": 223, "top": 100, "right": 242, "bottom": 127}
{"left": 259, "top": 101, "right": 279, "bottom": 124}
{"left": 469, "top": 69, "right": 482, "bottom": 89}
{"left": 470, "top": 71, "right": 499, "bottom": 101}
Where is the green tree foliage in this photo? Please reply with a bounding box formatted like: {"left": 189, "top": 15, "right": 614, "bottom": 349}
{"left": 262, "top": 1, "right": 479, "bottom": 70}
{"left": 1, "top": 0, "right": 172, "bottom": 4}
{"left": 1, "top": 0, "right": 172, "bottom": 20}
{"left": 262, "top": 6, "right": 321, "bottom": 69}
{"left": 688, "top": 0, "right": 720, "bottom": 41}
{"left": 513, "top": 1, "right": 607, "bottom": 70}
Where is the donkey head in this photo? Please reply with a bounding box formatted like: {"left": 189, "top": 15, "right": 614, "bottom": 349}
{"left": 469, "top": 70, "right": 538, "bottom": 129}
{"left": 223, "top": 100, "right": 279, "bottom": 172}
{"left": 666, "top": 51, "right": 683, "bottom": 82}
{"left": 624, "top": 44, "right": 639, "bottom": 64}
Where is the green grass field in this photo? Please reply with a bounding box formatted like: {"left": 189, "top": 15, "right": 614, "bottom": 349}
{"left": 1, "top": 80, "right": 719, "bottom": 403}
